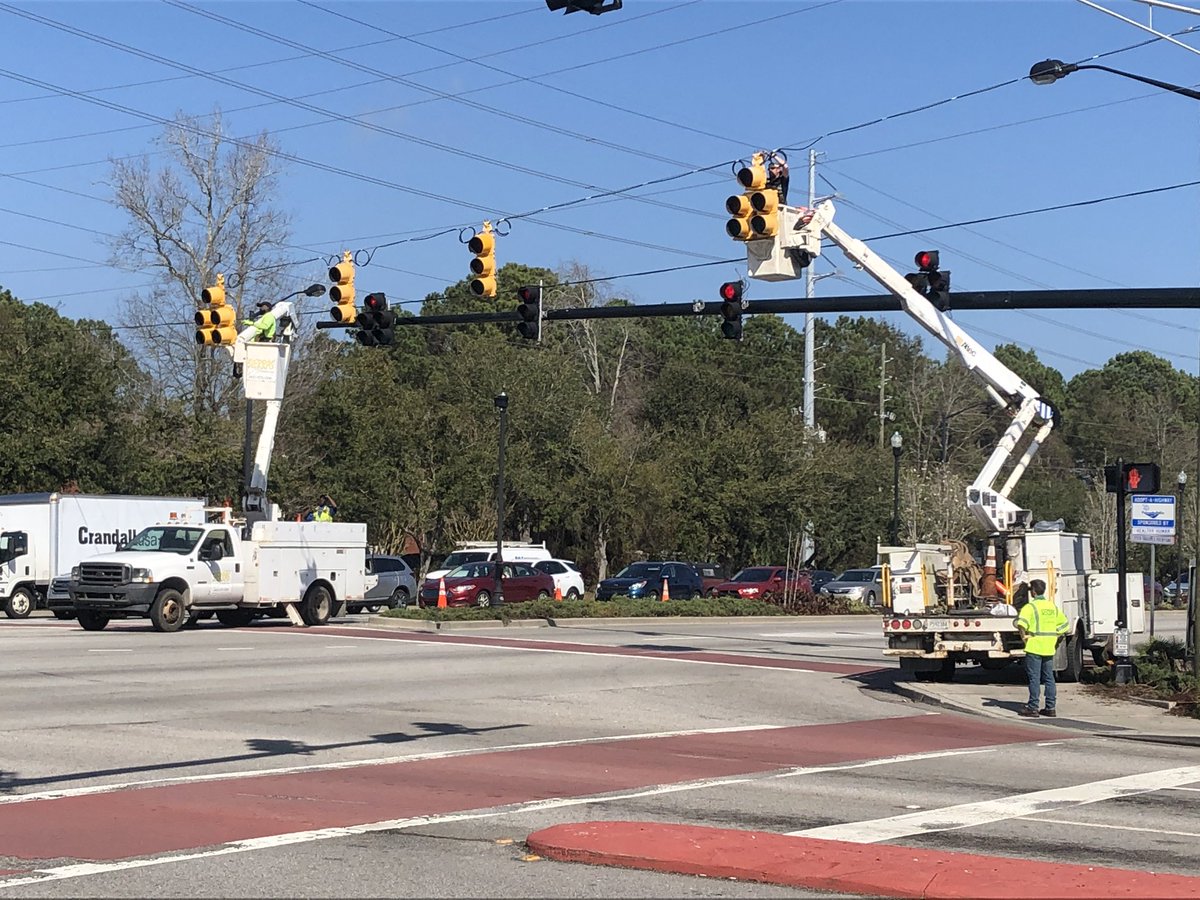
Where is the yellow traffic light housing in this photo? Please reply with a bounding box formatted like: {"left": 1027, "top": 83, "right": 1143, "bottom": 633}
{"left": 727, "top": 153, "right": 773, "bottom": 242}
{"left": 195, "top": 273, "right": 239, "bottom": 346}
{"left": 469, "top": 221, "right": 496, "bottom": 298}
{"left": 329, "top": 250, "right": 357, "bottom": 323}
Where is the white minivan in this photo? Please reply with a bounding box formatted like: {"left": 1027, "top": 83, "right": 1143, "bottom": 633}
{"left": 424, "top": 541, "right": 553, "bottom": 585}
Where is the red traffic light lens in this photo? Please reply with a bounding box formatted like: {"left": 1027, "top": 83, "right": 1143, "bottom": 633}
{"left": 517, "top": 286, "right": 539, "bottom": 303}
{"left": 364, "top": 292, "right": 386, "bottom": 311}
{"left": 914, "top": 250, "right": 939, "bottom": 271}
{"left": 720, "top": 281, "right": 741, "bottom": 302}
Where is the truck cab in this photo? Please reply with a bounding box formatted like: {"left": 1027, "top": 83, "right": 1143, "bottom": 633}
{"left": 70, "top": 523, "right": 245, "bottom": 632}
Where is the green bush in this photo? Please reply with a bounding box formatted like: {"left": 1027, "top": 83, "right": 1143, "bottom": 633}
{"left": 378, "top": 594, "right": 850, "bottom": 623}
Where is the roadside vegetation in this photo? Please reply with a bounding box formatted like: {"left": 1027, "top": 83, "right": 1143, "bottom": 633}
{"left": 381, "top": 594, "right": 879, "bottom": 623}
{"left": 1086, "top": 638, "right": 1200, "bottom": 719}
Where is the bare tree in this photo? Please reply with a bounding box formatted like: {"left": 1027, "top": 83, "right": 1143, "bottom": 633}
{"left": 549, "top": 262, "right": 633, "bottom": 413}
{"left": 107, "top": 110, "right": 292, "bottom": 415}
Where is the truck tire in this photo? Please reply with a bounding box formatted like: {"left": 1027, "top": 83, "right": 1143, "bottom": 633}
{"left": 915, "top": 659, "right": 955, "bottom": 683}
{"left": 150, "top": 589, "right": 187, "bottom": 633}
{"left": 77, "top": 610, "right": 109, "bottom": 631}
{"left": 216, "top": 608, "right": 256, "bottom": 628}
{"left": 300, "top": 585, "right": 333, "bottom": 626}
{"left": 52, "top": 610, "right": 75, "bottom": 620}
{"left": 4, "top": 587, "right": 36, "bottom": 619}
{"left": 1059, "top": 627, "right": 1085, "bottom": 683}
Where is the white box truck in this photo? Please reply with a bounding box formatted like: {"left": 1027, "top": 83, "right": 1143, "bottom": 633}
{"left": 0, "top": 493, "right": 206, "bottom": 619}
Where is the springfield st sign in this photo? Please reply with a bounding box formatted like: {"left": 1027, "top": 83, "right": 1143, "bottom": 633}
{"left": 1131, "top": 494, "right": 1176, "bottom": 546}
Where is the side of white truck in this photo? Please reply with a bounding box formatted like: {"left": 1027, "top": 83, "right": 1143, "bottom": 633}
{"left": 68, "top": 513, "right": 369, "bottom": 632}
{"left": 0, "top": 493, "right": 206, "bottom": 619}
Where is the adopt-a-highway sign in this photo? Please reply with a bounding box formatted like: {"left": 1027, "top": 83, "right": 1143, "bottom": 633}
{"left": 1131, "top": 494, "right": 1176, "bottom": 545}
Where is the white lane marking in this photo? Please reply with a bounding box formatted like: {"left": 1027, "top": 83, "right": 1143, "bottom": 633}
{"left": 323, "top": 645, "right": 357, "bottom": 649}
{"left": 1166, "top": 785, "right": 1200, "bottom": 793}
{"left": 790, "top": 764, "right": 1200, "bottom": 843}
{"left": 1019, "top": 815, "right": 1200, "bottom": 838}
{"left": 1035, "top": 741, "right": 1065, "bottom": 747}
{"left": 254, "top": 628, "right": 862, "bottom": 673}
{"left": 0, "top": 745, "right": 993, "bottom": 890}
{"left": 0, "top": 723, "right": 789, "bottom": 805}
{"left": 86, "top": 649, "right": 132, "bottom": 653}
{"left": 216, "top": 647, "right": 255, "bottom": 652}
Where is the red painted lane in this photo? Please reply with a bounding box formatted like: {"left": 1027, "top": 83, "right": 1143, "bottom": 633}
{"left": 3, "top": 714, "right": 1047, "bottom": 863}
{"left": 312, "top": 625, "right": 880, "bottom": 675}
{"left": 527, "top": 822, "right": 1200, "bottom": 899}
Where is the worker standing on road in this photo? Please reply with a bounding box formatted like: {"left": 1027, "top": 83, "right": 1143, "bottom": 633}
{"left": 243, "top": 301, "right": 277, "bottom": 342}
{"left": 1015, "top": 578, "right": 1069, "bottom": 718}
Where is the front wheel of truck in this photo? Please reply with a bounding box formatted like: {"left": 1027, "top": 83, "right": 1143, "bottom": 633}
{"left": 150, "top": 589, "right": 187, "bottom": 633}
{"left": 77, "top": 610, "right": 110, "bottom": 631}
{"left": 300, "top": 584, "right": 333, "bottom": 626}
{"left": 4, "top": 587, "right": 35, "bottom": 619}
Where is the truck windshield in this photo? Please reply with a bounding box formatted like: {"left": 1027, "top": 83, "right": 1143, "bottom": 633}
{"left": 442, "top": 551, "right": 489, "bottom": 569}
{"left": 125, "top": 526, "right": 205, "bottom": 554}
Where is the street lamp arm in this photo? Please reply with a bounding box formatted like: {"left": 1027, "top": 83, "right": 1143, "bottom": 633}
{"left": 1029, "top": 58, "right": 1200, "bottom": 101}
{"left": 1075, "top": 63, "right": 1200, "bottom": 101}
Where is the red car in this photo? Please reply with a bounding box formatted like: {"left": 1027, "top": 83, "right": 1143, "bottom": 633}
{"left": 715, "top": 567, "right": 812, "bottom": 601}
{"left": 419, "top": 561, "right": 555, "bottom": 608}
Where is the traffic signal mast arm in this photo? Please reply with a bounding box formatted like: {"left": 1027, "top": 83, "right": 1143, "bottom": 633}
{"left": 801, "top": 201, "right": 1054, "bottom": 533}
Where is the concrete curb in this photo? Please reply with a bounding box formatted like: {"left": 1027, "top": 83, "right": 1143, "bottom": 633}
{"left": 526, "top": 821, "right": 1200, "bottom": 899}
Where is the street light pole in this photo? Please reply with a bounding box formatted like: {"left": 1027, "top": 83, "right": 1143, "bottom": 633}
{"left": 494, "top": 392, "right": 508, "bottom": 607}
{"left": 1029, "top": 58, "right": 1200, "bottom": 101}
{"left": 890, "top": 431, "right": 903, "bottom": 545}
{"left": 1178, "top": 471, "right": 1188, "bottom": 609}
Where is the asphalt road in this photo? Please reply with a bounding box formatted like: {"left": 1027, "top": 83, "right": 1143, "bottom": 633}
{"left": 0, "top": 610, "right": 1195, "bottom": 898}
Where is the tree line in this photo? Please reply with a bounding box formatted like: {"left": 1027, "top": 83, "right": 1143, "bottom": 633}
{"left": 1, "top": 113, "right": 1193, "bottom": 585}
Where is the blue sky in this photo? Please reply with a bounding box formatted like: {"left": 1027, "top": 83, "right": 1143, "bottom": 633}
{"left": 2, "top": 0, "right": 1199, "bottom": 381}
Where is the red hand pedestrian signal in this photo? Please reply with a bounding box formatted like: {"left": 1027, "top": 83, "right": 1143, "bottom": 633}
{"left": 1127, "top": 467, "right": 1141, "bottom": 490}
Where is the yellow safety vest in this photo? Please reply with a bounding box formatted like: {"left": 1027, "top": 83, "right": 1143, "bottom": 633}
{"left": 1016, "top": 596, "right": 1069, "bottom": 656}
{"left": 313, "top": 506, "right": 333, "bottom": 522}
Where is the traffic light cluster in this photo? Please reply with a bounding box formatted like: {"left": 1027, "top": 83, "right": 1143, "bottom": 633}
{"left": 516, "top": 285, "right": 542, "bottom": 341}
{"left": 195, "top": 273, "right": 238, "bottom": 346}
{"left": 719, "top": 280, "right": 745, "bottom": 340}
{"left": 357, "top": 292, "right": 395, "bottom": 346}
{"left": 904, "top": 250, "right": 951, "bottom": 305}
{"left": 469, "top": 222, "right": 497, "bottom": 298}
{"left": 329, "top": 251, "right": 357, "bottom": 325}
{"left": 725, "top": 154, "right": 779, "bottom": 242}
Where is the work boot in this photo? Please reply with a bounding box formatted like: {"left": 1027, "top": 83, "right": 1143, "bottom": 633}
{"left": 1018, "top": 707, "right": 1039, "bottom": 718}
{"left": 1040, "top": 708, "right": 1057, "bottom": 718}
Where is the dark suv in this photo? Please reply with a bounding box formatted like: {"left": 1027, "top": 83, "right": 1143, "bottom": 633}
{"left": 596, "top": 561, "right": 703, "bottom": 601}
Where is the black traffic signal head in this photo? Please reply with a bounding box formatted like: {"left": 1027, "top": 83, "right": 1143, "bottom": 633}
{"left": 914, "top": 250, "right": 940, "bottom": 272}
{"left": 355, "top": 292, "right": 395, "bottom": 347}
{"left": 926, "top": 269, "right": 951, "bottom": 303}
{"left": 719, "top": 281, "right": 744, "bottom": 340}
{"left": 546, "top": 0, "right": 622, "bottom": 13}
{"left": 516, "top": 285, "right": 542, "bottom": 340}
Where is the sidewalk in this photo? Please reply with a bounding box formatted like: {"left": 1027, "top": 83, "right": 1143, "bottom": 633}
{"left": 892, "top": 663, "right": 1200, "bottom": 745}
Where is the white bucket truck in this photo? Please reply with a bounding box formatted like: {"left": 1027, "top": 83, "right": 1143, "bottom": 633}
{"left": 65, "top": 273, "right": 373, "bottom": 633}
{"left": 729, "top": 185, "right": 1143, "bottom": 682}
{"left": 0, "top": 493, "right": 205, "bottom": 619}
{"left": 68, "top": 510, "right": 369, "bottom": 632}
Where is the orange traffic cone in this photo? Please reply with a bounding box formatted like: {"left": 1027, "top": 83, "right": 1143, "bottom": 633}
{"left": 437, "top": 577, "right": 448, "bottom": 609}
{"left": 980, "top": 544, "right": 998, "bottom": 599}
{"left": 661, "top": 577, "right": 670, "bottom": 603}
{"left": 554, "top": 584, "right": 563, "bottom": 602}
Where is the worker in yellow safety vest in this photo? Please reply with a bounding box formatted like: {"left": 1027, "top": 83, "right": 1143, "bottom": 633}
{"left": 1015, "top": 578, "right": 1069, "bottom": 719}
{"left": 243, "top": 301, "right": 277, "bottom": 341}
{"left": 312, "top": 494, "right": 337, "bottom": 522}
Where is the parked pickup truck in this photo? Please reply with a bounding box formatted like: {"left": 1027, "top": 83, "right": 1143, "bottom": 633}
{"left": 68, "top": 512, "right": 369, "bottom": 632}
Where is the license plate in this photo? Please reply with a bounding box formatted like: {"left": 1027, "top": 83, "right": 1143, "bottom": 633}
{"left": 925, "top": 618, "right": 951, "bottom": 630}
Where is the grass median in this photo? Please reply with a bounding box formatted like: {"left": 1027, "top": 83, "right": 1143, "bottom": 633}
{"left": 381, "top": 594, "right": 878, "bottom": 623}
{"left": 1085, "top": 637, "right": 1200, "bottom": 719}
